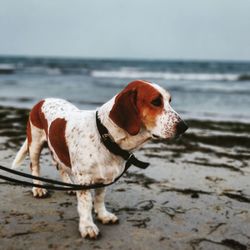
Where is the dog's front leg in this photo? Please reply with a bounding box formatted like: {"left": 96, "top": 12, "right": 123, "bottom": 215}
{"left": 94, "top": 188, "right": 118, "bottom": 224}
{"left": 77, "top": 190, "right": 99, "bottom": 238}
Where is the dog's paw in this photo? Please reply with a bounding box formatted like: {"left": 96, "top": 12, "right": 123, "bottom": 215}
{"left": 97, "top": 211, "right": 119, "bottom": 224}
{"left": 79, "top": 222, "right": 99, "bottom": 239}
{"left": 32, "top": 187, "right": 48, "bottom": 198}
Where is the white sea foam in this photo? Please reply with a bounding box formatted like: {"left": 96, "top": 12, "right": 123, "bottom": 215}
{"left": 23, "top": 66, "right": 61, "bottom": 75}
{"left": 0, "top": 63, "right": 15, "bottom": 70}
{"left": 91, "top": 69, "right": 239, "bottom": 81}
{"left": 0, "top": 63, "right": 15, "bottom": 74}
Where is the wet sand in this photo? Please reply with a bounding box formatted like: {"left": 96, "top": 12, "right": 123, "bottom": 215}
{"left": 0, "top": 106, "right": 250, "bottom": 250}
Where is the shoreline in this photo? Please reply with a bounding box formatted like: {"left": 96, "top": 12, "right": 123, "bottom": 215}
{"left": 0, "top": 105, "right": 250, "bottom": 249}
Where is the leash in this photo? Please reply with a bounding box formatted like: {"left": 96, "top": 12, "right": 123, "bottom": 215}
{"left": 0, "top": 162, "right": 130, "bottom": 191}
{"left": 0, "top": 111, "right": 149, "bottom": 191}
{"left": 95, "top": 111, "right": 149, "bottom": 169}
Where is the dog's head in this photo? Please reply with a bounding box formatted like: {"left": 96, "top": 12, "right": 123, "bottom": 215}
{"left": 109, "top": 80, "right": 188, "bottom": 139}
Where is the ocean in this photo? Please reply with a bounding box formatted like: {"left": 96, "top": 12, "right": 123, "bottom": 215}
{"left": 0, "top": 56, "right": 250, "bottom": 122}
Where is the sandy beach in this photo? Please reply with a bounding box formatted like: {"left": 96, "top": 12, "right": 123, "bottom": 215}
{"left": 0, "top": 105, "right": 249, "bottom": 250}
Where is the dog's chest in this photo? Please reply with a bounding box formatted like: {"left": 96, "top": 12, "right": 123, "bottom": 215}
{"left": 66, "top": 113, "right": 125, "bottom": 183}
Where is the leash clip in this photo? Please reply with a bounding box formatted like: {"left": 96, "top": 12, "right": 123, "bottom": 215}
{"left": 127, "top": 153, "right": 134, "bottom": 161}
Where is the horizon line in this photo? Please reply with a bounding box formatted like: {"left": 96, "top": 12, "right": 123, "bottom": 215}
{"left": 0, "top": 53, "right": 250, "bottom": 64}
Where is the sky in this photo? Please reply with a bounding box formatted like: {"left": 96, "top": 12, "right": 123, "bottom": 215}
{"left": 0, "top": 0, "right": 250, "bottom": 61}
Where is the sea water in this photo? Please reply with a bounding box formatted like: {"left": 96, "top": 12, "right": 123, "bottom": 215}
{"left": 0, "top": 56, "right": 250, "bottom": 122}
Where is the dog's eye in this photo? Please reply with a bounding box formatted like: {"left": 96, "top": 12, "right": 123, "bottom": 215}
{"left": 151, "top": 96, "right": 162, "bottom": 107}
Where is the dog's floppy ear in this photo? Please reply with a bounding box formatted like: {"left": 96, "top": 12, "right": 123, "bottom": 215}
{"left": 109, "top": 89, "right": 141, "bottom": 135}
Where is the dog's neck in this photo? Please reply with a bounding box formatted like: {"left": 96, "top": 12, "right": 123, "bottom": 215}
{"left": 98, "top": 97, "right": 151, "bottom": 151}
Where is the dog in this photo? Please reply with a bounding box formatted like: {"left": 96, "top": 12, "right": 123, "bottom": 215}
{"left": 12, "top": 80, "right": 188, "bottom": 238}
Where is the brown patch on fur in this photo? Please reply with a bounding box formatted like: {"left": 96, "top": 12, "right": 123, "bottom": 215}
{"left": 27, "top": 100, "right": 48, "bottom": 145}
{"left": 49, "top": 118, "right": 71, "bottom": 168}
{"left": 30, "top": 100, "right": 48, "bottom": 134}
{"left": 110, "top": 87, "right": 140, "bottom": 135}
{"left": 110, "top": 80, "right": 164, "bottom": 135}
{"left": 26, "top": 119, "right": 32, "bottom": 145}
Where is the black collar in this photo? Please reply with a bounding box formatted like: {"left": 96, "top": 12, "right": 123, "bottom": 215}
{"left": 96, "top": 111, "right": 149, "bottom": 170}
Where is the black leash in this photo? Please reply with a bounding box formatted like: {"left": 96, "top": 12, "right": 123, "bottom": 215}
{"left": 0, "top": 163, "right": 130, "bottom": 191}
{"left": 0, "top": 111, "right": 149, "bottom": 191}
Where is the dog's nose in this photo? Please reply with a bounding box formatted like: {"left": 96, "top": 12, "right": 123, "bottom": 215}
{"left": 176, "top": 120, "right": 188, "bottom": 135}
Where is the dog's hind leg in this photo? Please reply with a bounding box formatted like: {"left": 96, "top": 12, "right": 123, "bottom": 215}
{"left": 59, "top": 167, "right": 75, "bottom": 195}
{"left": 28, "top": 123, "right": 48, "bottom": 198}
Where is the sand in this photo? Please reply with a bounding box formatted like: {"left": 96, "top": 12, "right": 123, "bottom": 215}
{"left": 0, "top": 106, "right": 250, "bottom": 250}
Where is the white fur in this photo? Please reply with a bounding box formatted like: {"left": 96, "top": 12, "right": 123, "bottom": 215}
{"left": 149, "top": 83, "right": 181, "bottom": 138}
{"left": 12, "top": 81, "right": 184, "bottom": 238}
{"left": 12, "top": 139, "right": 28, "bottom": 168}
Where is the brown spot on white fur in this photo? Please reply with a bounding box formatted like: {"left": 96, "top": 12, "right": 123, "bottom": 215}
{"left": 27, "top": 100, "right": 48, "bottom": 145}
{"left": 109, "top": 80, "right": 164, "bottom": 135}
{"left": 26, "top": 119, "right": 32, "bottom": 145}
{"left": 49, "top": 118, "right": 71, "bottom": 168}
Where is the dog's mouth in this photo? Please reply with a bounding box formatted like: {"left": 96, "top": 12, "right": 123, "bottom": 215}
{"left": 152, "top": 133, "right": 184, "bottom": 141}
{"left": 152, "top": 133, "right": 175, "bottom": 140}
{"left": 152, "top": 134, "right": 161, "bottom": 140}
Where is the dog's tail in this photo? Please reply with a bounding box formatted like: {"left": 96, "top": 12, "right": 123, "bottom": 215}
{"left": 12, "top": 139, "right": 28, "bottom": 169}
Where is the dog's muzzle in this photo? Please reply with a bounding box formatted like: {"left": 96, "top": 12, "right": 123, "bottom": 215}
{"left": 176, "top": 120, "right": 188, "bottom": 136}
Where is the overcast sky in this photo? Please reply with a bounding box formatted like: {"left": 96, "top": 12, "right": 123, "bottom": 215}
{"left": 0, "top": 0, "right": 250, "bottom": 61}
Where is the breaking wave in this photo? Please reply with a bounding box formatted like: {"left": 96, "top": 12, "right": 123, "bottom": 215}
{"left": 91, "top": 69, "right": 248, "bottom": 82}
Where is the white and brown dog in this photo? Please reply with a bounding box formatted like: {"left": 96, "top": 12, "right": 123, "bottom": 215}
{"left": 12, "top": 80, "right": 188, "bottom": 238}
